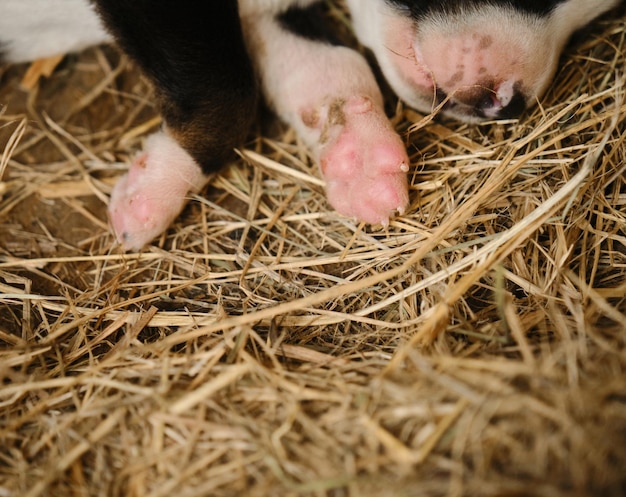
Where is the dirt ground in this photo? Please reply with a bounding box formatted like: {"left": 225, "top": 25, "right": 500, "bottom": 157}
{"left": 1, "top": 4, "right": 625, "bottom": 497}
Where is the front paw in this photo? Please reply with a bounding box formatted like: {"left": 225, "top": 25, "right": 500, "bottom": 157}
{"left": 108, "top": 131, "right": 207, "bottom": 250}
{"left": 315, "top": 96, "right": 409, "bottom": 225}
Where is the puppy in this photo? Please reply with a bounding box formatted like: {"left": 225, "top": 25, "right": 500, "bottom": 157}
{"left": 0, "top": 0, "right": 620, "bottom": 250}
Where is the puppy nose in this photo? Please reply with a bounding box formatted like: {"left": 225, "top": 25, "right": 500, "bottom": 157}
{"left": 495, "top": 90, "right": 526, "bottom": 119}
{"left": 480, "top": 81, "right": 526, "bottom": 119}
{"left": 451, "top": 82, "right": 526, "bottom": 119}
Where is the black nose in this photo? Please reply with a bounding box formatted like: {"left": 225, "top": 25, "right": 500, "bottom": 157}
{"left": 470, "top": 86, "right": 527, "bottom": 119}
{"left": 444, "top": 84, "right": 527, "bottom": 119}
{"left": 496, "top": 90, "right": 526, "bottom": 119}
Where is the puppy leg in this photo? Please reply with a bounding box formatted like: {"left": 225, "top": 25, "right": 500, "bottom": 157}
{"left": 241, "top": 5, "right": 409, "bottom": 225}
{"left": 107, "top": 130, "right": 205, "bottom": 250}
{"left": 94, "top": 0, "right": 257, "bottom": 250}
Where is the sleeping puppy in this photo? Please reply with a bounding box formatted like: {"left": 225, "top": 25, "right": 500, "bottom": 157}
{"left": 0, "top": 0, "right": 620, "bottom": 250}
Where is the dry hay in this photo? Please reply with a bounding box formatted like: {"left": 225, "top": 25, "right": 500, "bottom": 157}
{"left": 1, "top": 4, "right": 625, "bottom": 497}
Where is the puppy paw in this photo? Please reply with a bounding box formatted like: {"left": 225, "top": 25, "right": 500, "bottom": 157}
{"left": 108, "top": 131, "right": 207, "bottom": 251}
{"left": 311, "top": 96, "right": 409, "bottom": 225}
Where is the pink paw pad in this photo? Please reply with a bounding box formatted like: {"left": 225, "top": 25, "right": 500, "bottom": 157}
{"left": 108, "top": 131, "right": 207, "bottom": 251}
{"left": 313, "top": 96, "right": 409, "bottom": 225}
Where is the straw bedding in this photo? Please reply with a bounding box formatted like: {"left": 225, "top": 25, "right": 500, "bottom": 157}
{"left": 1, "top": 4, "right": 625, "bottom": 496}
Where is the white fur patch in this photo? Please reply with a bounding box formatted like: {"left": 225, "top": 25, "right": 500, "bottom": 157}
{"left": 0, "top": 0, "right": 110, "bottom": 63}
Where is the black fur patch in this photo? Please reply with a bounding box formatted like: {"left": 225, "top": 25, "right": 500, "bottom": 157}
{"left": 278, "top": 2, "right": 340, "bottom": 45}
{"left": 385, "top": 0, "right": 568, "bottom": 19}
{"left": 93, "top": 0, "right": 257, "bottom": 174}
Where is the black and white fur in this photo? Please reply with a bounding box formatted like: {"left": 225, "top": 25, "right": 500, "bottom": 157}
{"left": 0, "top": 0, "right": 621, "bottom": 249}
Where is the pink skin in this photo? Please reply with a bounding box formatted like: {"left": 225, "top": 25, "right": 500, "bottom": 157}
{"left": 414, "top": 29, "right": 534, "bottom": 113}
{"left": 313, "top": 96, "right": 409, "bottom": 224}
{"left": 108, "top": 131, "right": 208, "bottom": 251}
{"left": 383, "top": 17, "right": 435, "bottom": 96}
{"left": 301, "top": 91, "right": 409, "bottom": 226}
